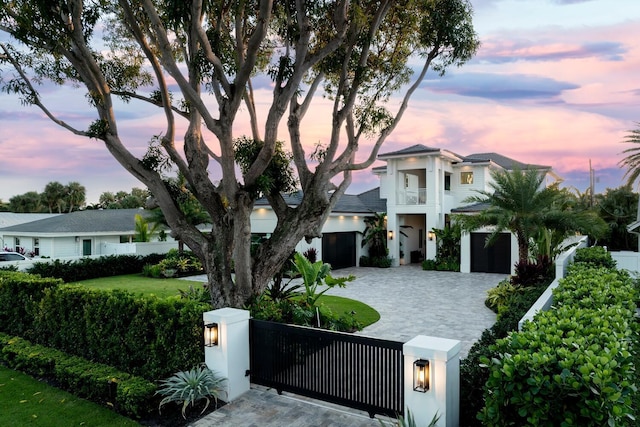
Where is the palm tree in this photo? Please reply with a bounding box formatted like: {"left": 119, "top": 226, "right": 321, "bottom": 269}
{"left": 361, "top": 212, "right": 388, "bottom": 258}
{"left": 619, "top": 122, "right": 640, "bottom": 186}
{"left": 455, "top": 168, "right": 605, "bottom": 264}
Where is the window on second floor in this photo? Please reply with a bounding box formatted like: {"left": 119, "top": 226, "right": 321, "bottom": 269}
{"left": 444, "top": 174, "right": 451, "bottom": 191}
{"left": 461, "top": 171, "right": 474, "bottom": 185}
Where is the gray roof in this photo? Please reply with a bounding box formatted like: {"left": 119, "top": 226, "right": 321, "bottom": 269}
{"left": 357, "top": 187, "right": 387, "bottom": 213}
{"left": 462, "top": 152, "right": 550, "bottom": 170}
{"left": 451, "top": 202, "right": 490, "bottom": 213}
{"left": 0, "top": 209, "right": 150, "bottom": 234}
{"left": 378, "top": 144, "right": 441, "bottom": 158}
{"left": 255, "top": 189, "right": 385, "bottom": 214}
{"left": 0, "top": 213, "right": 61, "bottom": 228}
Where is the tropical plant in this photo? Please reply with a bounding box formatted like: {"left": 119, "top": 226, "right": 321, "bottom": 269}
{"left": 455, "top": 168, "right": 606, "bottom": 264}
{"left": 361, "top": 213, "right": 389, "bottom": 258}
{"left": 593, "top": 185, "right": 638, "bottom": 251}
{"left": 292, "top": 252, "right": 355, "bottom": 307}
{"left": 42, "top": 181, "right": 67, "bottom": 213}
{"left": 157, "top": 365, "right": 226, "bottom": 419}
{"left": 618, "top": 121, "right": 640, "bottom": 186}
{"left": 0, "top": 0, "right": 479, "bottom": 308}
{"left": 134, "top": 213, "right": 161, "bottom": 242}
{"left": 381, "top": 409, "right": 440, "bottom": 427}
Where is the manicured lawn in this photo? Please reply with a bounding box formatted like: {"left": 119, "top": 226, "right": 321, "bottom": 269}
{"left": 0, "top": 365, "right": 139, "bottom": 427}
{"left": 74, "top": 275, "right": 380, "bottom": 327}
{"left": 72, "top": 274, "right": 204, "bottom": 298}
{"left": 317, "top": 295, "right": 380, "bottom": 327}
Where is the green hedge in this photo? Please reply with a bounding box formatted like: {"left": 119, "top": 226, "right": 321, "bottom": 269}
{"left": 27, "top": 253, "right": 166, "bottom": 283}
{"left": 480, "top": 263, "right": 638, "bottom": 426}
{"left": 0, "top": 271, "right": 62, "bottom": 337}
{"left": 0, "top": 271, "right": 208, "bottom": 380}
{"left": 0, "top": 333, "right": 156, "bottom": 418}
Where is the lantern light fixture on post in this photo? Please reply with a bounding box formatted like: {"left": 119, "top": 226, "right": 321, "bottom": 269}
{"left": 413, "top": 359, "right": 429, "bottom": 392}
{"left": 204, "top": 322, "right": 219, "bottom": 347}
{"left": 388, "top": 230, "right": 394, "bottom": 240}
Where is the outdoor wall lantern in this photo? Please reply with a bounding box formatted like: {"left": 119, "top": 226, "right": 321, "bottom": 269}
{"left": 427, "top": 231, "right": 435, "bottom": 241}
{"left": 204, "top": 322, "right": 219, "bottom": 347}
{"left": 388, "top": 230, "right": 394, "bottom": 240}
{"left": 413, "top": 359, "right": 429, "bottom": 392}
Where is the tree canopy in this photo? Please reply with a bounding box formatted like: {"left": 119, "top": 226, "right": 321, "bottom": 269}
{"left": 0, "top": 0, "right": 480, "bottom": 307}
{"left": 455, "top": 168, "right": 606, "bottom": 264}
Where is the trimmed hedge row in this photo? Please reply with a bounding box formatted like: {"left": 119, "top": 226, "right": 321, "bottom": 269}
{"left": 480, "top": 262, "right": 638, "bottom": 426}
{"left": 0, "top": 333, "right": 156, "bottom": 418}
{"left": 27, "top": 253, "right": 166, "bottom": 283}
{"left": 0, "top": 271, "right": 209, "bottom": 380}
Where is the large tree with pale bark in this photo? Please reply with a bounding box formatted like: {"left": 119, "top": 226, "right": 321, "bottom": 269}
{"left": 0, "top": 0, "right": 479, "bottom": 307}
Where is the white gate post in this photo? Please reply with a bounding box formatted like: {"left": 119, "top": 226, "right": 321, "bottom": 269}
{"left": 203, "top": 308, "right": 250, "bottom": 402}
{"left": 403, "top": 335, "right": 461, "bottom": 427}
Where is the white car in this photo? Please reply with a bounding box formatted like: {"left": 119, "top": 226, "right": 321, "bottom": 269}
{"left": 0, "top": 251, "right": 29, "bottom": 262}
{"left": 0, "top": 252, "right": 33, "bottom": 271}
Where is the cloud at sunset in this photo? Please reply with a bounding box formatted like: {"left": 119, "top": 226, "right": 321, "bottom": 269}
{"left": 0, "top": 0, "right": 639, "bottom": 204}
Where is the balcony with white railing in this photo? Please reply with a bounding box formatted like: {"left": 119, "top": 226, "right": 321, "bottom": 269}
{"left": 396, "top": 188, "right": 427, "bottom": 205}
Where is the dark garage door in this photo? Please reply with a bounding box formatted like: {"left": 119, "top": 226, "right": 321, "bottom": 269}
{"left": 322, "top": 232, "right": 356, "bottom": 269}
{"left": 471, "top": 233, "right": 511, "bottom": 274}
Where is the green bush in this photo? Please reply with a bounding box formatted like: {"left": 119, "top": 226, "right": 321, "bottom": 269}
{"left": 27, "top": 253, "right": 166, "bottom": 282}
{"left": 572, "top": 246, "right": 616, "bottom": 269}
{"left": 32, "top": 285, "right": 208, "bottom": 380}
{"left": 0, "top": 272, "right": 208, "bottom": 381}
{"left": 141, "top": 250, "right": 203, "bottom": 279}
{"left": 479, "top": 264, "right": 638, "bottom": 426}
{"left": 0, "top": 271, "right": 62, "bottom": 337}
{"left": 359, "top": 255, "right": 392, "bottom": 268}
{"left": 0, "top": 333, "right": 156, "bottom": 418}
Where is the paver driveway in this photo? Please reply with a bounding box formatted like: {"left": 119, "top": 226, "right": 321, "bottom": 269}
{"left": 324, "top": 265, "right": 507, "bottom": 358}
{"left": 190, "top": 266, "right": 507, "bottom": 427}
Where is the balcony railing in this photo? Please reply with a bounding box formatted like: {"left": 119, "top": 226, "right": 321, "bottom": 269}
{"left": 396, "top": 188, "right": 426, "bottom": 205}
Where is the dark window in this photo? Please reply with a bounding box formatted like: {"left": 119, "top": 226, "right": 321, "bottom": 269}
{"left": 444, "top": 174, "right": 451, "bottom": 191}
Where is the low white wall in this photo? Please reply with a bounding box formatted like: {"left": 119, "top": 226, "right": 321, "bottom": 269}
{"left": 610, "top": 251, "right": 640, "bottom": 275}
{"left": 100, "top": 241, "right": 178, "bottom": 256}
{"left": 518, "top": 236, "right": 589, "bottom": 330}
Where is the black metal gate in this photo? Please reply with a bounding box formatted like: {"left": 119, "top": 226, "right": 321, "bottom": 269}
{"left": 249, "top": 319, "right": 404, "bottom": 418}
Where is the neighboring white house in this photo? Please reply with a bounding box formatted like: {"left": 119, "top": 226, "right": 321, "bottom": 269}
{"left": 0, "top": 144, "right": 555, "bottom": 272}
{"left": 0, "top": 209, "right": 177, "bottom": 259}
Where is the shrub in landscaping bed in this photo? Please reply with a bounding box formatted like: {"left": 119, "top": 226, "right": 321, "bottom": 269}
{"left": 572, "top": 245, "right": 616, "bottom": 269}
{"left": 0, "top": 333, "right": 156, "bottom": 418}
{"left": 479, "top": 264, "right": 638, "bottom": 426}
{"left": 359, "top": 255, "right": 392, "bottom": 268}
{"left": 141, "top": 250, "right": 203, "bottom": 278}
{"left": 27, "top": 253, "right": 166, "bottom": 282}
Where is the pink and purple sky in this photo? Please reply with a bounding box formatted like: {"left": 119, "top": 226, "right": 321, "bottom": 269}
{"left": 1, "top": 0, "right": 639, "bottom": 204}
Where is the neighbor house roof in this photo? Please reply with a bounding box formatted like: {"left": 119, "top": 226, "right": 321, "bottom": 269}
{"left": 0, "top": 213, "right": 62, "bottom": 228}
{"left": 461, "top": 152, "right": 551, "bottom": 171}
{"left": 0, "top": 209, "right": 150, "bottom": 234}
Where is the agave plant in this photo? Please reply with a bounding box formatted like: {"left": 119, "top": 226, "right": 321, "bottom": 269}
{"left": 157, "top": 365, "right": 226, "bottom": 419}
{"left": 380, "top": 409, "right": 440, "bottom": 427}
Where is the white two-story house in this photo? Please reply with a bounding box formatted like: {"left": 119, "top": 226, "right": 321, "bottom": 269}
{"left": 376, "top": 144, "right": 552, "bottom": 274}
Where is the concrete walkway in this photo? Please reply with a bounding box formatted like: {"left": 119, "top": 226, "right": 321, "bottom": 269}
{"left": 189, "top": 266, "right": 506, "bottom": 427}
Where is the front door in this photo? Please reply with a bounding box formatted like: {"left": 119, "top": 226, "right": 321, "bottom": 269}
{"left": 82, "top": 239, "right": 92, "bottom": 256}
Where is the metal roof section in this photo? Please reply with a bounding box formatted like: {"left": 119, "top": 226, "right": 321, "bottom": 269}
{"left": 0, "top": 209, "right": 150, "bottom": 234}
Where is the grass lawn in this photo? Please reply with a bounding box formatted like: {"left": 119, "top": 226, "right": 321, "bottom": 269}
{"left": 0, "top": 365, "right": 139, "bottom": 427}
{"left": 72, "top": 274, "right": 204, "bottom": 299}
{"left": 74, "top": 275, "right": 380, "bottom": 327}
